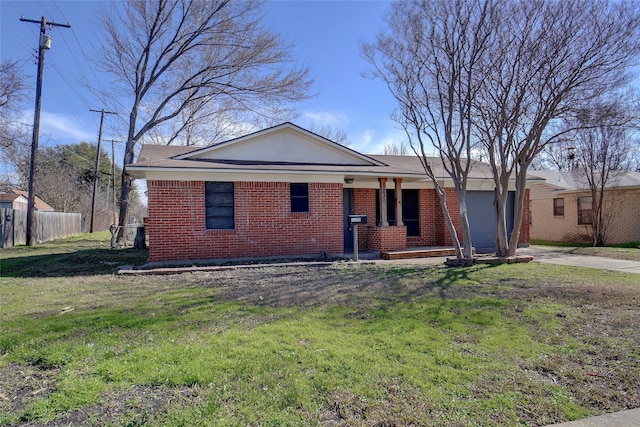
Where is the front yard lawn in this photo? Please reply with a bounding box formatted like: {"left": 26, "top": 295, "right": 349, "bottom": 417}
{"left": 1, "top": 234, "right": 639, "bottom": 426}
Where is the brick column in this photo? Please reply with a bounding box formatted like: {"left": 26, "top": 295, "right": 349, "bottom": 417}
{"left": 394, "top": 177, "right": 403, "bottom": 226}
{"left": 378, "top": 177, "right": 388, "bottom": 226}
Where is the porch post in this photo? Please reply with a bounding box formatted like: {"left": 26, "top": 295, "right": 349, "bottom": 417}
{"left": 394, "top": 177, "right": 404, "bottom": 226}
{"left": 378, "top": 177, "right": 388, "bottom": 226}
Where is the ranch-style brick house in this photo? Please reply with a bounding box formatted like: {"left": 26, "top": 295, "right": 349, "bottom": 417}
{"left": 529, "top": 170, "right": 640, "bottom": 244}
{"left": 128, "top": 122, "right": 530, "bottom": 262}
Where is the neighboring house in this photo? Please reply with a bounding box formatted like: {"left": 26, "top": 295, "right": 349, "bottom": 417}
{"left": 529, "top": 170, "right": 640, "bottom": 244}
{"left": 0, "top": 190, "right": 55, "bottom": 212}
{"left": 128, "top": 122, "right": 530, "bottom": 262}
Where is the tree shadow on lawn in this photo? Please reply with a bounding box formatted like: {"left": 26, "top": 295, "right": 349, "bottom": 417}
{"left": 0, "top": 247, "right": 148, "bottom": 278}
{"left": 198, "top": 263, "right": 499, "bottom": 309}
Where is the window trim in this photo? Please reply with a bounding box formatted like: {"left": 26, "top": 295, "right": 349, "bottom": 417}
{"left": 553, "top": 197, "right": 564, "bottom": 217}
{"left": 290, "top": 183, "right": 309, "bottom": 213}
{"left": 205, "top": 182, "right": 235, "bottom": 230}
{"left": 577, "top": 196, "right": 593, "bottom": 225}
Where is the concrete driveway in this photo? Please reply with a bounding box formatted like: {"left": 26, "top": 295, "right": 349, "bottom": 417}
{"left": 518, "top": 246, "right": 640, "bottom": 274}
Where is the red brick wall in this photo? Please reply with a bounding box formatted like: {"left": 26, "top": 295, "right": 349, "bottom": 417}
{"left": 368, "top": 226, "right": 407, "bottom": 252}
{"left": 353, "top": 188, "right": 377, "bottom": 249}
{"left": 442, "top": 188, "right": 462, "bottom": 246}
{"left": 407, "top": 188, "right": 441, "bottom": 247}
{"left": 147, "top": 180, "right": 343, "bottom": 262}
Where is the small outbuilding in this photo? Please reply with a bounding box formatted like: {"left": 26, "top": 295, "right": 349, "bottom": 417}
{"left": 0, "top": 190, "right": 55, "bottom": 212}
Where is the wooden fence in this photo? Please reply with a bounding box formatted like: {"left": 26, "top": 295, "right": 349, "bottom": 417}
{"left": 0, "top": 208, "right": 82, "bottom": 248}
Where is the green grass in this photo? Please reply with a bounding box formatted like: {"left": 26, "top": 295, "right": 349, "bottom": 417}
{"left": 0, "top": 231, "right": 148, "bottom": 277}
{"left": 1, "top": 235, "right": 639, "bottom": 426}
{"left": 612, "top": 241, "right": 640, "bottom": 249}
{"left": 529, "top": 239, "right": 591, "bottom": 247}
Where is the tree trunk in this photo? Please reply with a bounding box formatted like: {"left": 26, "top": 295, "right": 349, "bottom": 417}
{"left": 116, "top": 173, "right": 131, "bottom": 245}
{"left": 458, "top": 195, "right": 473, "bottom": 259}
{"left": 495, "top": 191, "right": 510, "bottom": 257}
{"left": 593, "top": 188, "right": 606, "bottom": 246}
{"left": 507, "top": 165, "right": 529, "bottom": 257}
{"left": 436, "top": 186, "right": 463, "bottom": 259}
{"left": 116, "top": 108, "right": 138, "bottom": 246}
{"left": 493, "top": 171, "right": 512, "bottom": 258}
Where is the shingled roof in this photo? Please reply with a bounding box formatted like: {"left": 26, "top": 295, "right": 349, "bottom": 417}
{"left": 127, "top": 122, "right": 534, "bottom": 183}
{"left": 529, "top": 170, "right": 640, "bottom": 191}
{"left": 0, "top": 190, "right": 55, "bottom": 211}
{"left": 130, "top": 143, "right": 501, "bottom": 180}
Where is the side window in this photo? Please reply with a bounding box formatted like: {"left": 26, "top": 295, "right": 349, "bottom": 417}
{"left": 577, "top": 196, "right": 593, "bottom": 225}
{"left": 290, "top": 183, "right": 309, "bottom": 213}
{"left": 553, "top": 198, "right": 564, "bottom": 217}
{"left": 205, "top": 182, "right": 234, "bottom": 229}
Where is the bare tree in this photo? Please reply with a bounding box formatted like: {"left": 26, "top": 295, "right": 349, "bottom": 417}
{"left": 308, "top": 124, "right": 350, "bottom": 146}
{"left": 1, "top": 135, "right": 31, "bottom": 189}
{"left": 532, "top": 142, "right": 578, "bottom": 172}
{"left": 95, "top": 0, "right": 312, "bottom": 243}
{"left": 0, "top": 60, "right": 29, "bottom": 149}
{"left": 146, "top": 94, "right": 256, "bottom": 146}
{"left": 363, "top": 0, "right": 497, "bottom": 260}
{"left": 0, "top": 60, "right": 28, "bottom": 111}
{"left": 571, "top": 101, "right": 639, "bottom": 246}
{"left": 383, "top": 142, "right": 408, "bottom": 156}
{"left": 475, "top": 0, "right": 640, "bottom": 256}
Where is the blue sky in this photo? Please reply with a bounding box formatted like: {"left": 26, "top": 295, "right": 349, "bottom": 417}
{"left": 1, "top": 0, "right": 405, "bottom": 168}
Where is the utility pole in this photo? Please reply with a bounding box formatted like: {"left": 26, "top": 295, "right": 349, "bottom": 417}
{"left": 20, "top": 16, "right": 70, "bottom": 246}
{"left": 89, "top": 109, "right": 117, "bottom": 233}
{"left": 112, "top": 139, "right": 116, "bottom": 226}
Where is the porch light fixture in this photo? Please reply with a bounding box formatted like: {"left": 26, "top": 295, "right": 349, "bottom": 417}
{"left": 344, "top": 178, "right": 354, "bottom": 184}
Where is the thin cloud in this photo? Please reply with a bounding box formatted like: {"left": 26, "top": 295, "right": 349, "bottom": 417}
{"left": 302, "top": 111, "right": 349, "bottom": 127}
{"left": 41, "top": 111, "right": 95, "bottom": 142}
{"left": 19, "top": 110, "right": 95, "bottom": 144}
{"left": 354, "top": 128, "right": 410, "bottom": 155}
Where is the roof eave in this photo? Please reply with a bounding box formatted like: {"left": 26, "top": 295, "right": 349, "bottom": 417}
{"left": 126, "top": 165, "right": 505, "bottom": 182}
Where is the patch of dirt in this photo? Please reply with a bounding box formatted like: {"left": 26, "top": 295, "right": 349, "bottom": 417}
{"left": 313, "top": 377, "right": 439, "bottom": 427}
{"left": 46, "top": 385, "right": 201, "bottom": 427}
{"left": 0, "top": 364, "right": 202, "bottom": 427}
{"left": 0, "top": 362, "right": 59, "bottom": 418}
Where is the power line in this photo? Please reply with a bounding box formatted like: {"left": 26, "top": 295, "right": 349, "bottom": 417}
{"left": 8, "top": 1, "right": 110, "bottom": 142}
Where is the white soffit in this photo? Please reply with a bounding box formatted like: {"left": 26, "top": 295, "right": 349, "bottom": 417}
{"left": 175, "top": 123, "right": 384, "bottom": 166}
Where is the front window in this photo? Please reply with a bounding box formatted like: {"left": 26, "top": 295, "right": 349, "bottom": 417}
{"left": 290, "top": 183, "right": 309, "bottom": 213}
{"left": 205, "top": 182, "right": 234, "bottom": 229}
{"left": 578, "top": 196, "right": 593, "bottom": 225}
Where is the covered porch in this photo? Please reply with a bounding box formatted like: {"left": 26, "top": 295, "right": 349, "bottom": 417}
{"left": 343, "top": 175, "right": 451, "bottom": 254}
